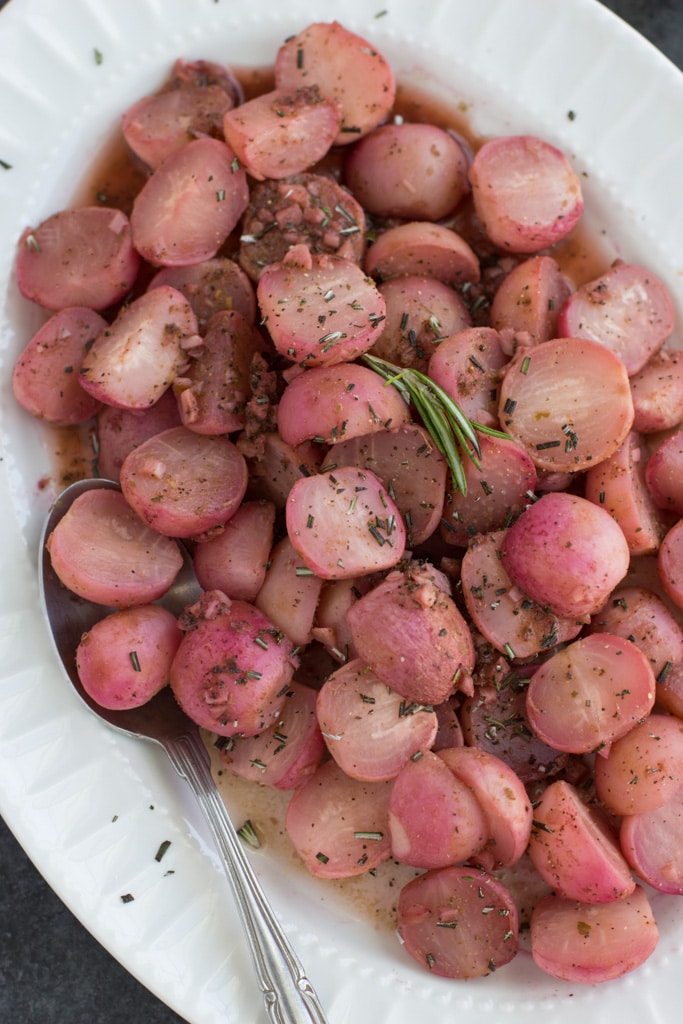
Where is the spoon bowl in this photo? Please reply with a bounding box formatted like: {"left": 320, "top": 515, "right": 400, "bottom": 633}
{"left": 39, "top": 477, "right": 328, "bottom": 1024}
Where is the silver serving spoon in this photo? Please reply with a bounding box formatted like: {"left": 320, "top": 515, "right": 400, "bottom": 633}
{"left": 39, "top": 477, "right": 328, "bottom": 1024}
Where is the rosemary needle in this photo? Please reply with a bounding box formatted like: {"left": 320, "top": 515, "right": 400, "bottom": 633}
{"left": 362, "top": 353, "right": 510, "bottom": 496}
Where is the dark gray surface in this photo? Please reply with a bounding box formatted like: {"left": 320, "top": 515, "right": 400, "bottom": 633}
{"left": 1, "top": 1, "right": 682, "bottom": 1022}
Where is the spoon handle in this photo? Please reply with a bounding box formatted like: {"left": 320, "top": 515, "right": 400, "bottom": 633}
{"left": 163, "top": 729, "right": 329, "bottom": 1024}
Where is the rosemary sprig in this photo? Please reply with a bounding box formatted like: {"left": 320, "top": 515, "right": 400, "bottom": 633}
{"left": 361, "top": 353, "right": 509, "bottom": 495}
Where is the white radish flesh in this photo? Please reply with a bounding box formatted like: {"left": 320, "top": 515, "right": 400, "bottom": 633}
{"left": 79, "top": 286, "right": 199, "bottom": 410}
{"left": 498, "top": 337, "right": 634, "bottom": 473}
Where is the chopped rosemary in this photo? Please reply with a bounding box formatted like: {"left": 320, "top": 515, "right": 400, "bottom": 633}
{"left": 154, "top": 840, "right": 172, "bottom": 862}
{"left": 129, "top": 650, "right": 141, "bottom": 672}
{"left": 237, "top": 820, "right": 262, "bottom": 849}
{"left": 354, "top": 831, "right": 384, "bottom": 841}
{"left": 362, "top": 353, "right": 509, "bottom": 496}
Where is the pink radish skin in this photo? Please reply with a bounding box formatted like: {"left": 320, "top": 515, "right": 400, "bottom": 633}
{"left": 192, "top": 500, "right": 275, "bottom": 602}
{"left": 120, "top": 426, "right": 247, "bottom": 538}
{"left": 398, "top": 866, "right": 519, "bottom": 978}
{"left": 285, "top": 465, "right": 406, "bottom": 580}
{"left": 440, "top": 434, "right": 537, "bottom": 547}
{"left": 276, "top": 362, "right": 411, "bottom": 447}
{"left": 16, "top": 206, "right": 140, "bottom": 312}
{"left": 346, "top": 562, "right": 475, "bottom": 706}
{"left": 526, "top": 633, "right": 655, "bottom": 755}
{"left": 498, "top": 337, "right": 634, "bottom": 473}
{"left": 468, "top": 135, "right": 583, "bottom": 253}
{"left": 174, "top": 310, "right": 263, "bottom": 435}
{"left": 344, "top": 122, "right": 469, "bottom": 221}
{"left": 558, "top": 261, "right": 675, "bottom": 375}
{"left": 222, "top": 87, "right": 341, "bottom": 181}
{"left": 217, "top": 681, "right": 325, "bottom": 791}
{"left": 658, "top": 519, "right": 683, "bottom": 610}
{"left": 79, "top": 286, "right": 199, "bottom": 410}
{"left": 501, "top": 491, "right": 630, "bottom": 619}
{"left": 461, "top": 529, "right": 582, "bottom": 660}
{"left": 527, "top": 780, "right": 635, "bottom": 903}
{"left": 530, "top": 887, "right": 658, "bottom": 983}
{"left": 130, "top": 137, "right": 249, "bottom": 266}
{"left": 364, "top": 221, "right": 480, "bottom": 287}
{"left": 285, "top": 759, "right": 392, "bottom": 878}
{"left": 246, "top": 433, "right": 324, "bottom": 508}
{"left": 316, "top": 659, "right": 438, "bottom": 783}
{"left": 646, "top": 429, "right": 683, "bottom": 515}
{"left": 620, "top": 783, "right": 683, "bottom": 894}
{"left": 388, "top": 750, "right": 487, "bottom": 868}
{"left": 437, "top": 746, "right": 533, "bottom": 870}
{"left": 76, "top": 605, "right": 181, "bottom": 710}
{"left": 460, "top": 656, "right": 567, "bottom": 784}
{"left": 274, "top": 21, "right": 395, "bottom": 145}
{"left": 594, "top": 714, "right": 683, "bottom": 816}
{"left": 170, "top": 591, "right": 297, "bottom": 738}
{"left": 12, "top": 307, "right": 105, "bottom": 425}
{"left": 46, "top": 488, "right": 183, "bottom": 608}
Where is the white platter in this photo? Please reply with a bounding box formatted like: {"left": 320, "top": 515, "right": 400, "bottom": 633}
{"left": 1, "top": 1, "right": 683, "bottom": 1022}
